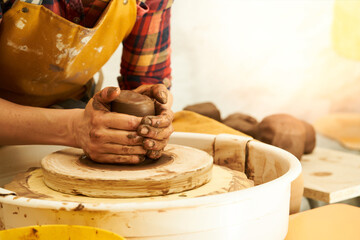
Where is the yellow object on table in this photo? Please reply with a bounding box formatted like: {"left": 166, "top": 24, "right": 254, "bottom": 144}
{"left": 173, "top": 111, "right": 249, "bottom": 137}
{"left": 0, "top": 225, "right": 125, "bottom": 240}
{"left": 332, "top": 0, "right": 360, "bottom": 60}
{"left": 285, "top": 204, "right": 360, "bottom": 240}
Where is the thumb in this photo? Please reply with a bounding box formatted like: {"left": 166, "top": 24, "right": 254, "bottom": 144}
{"left": 92, "top": 87, "right": 120, "bottom": 111}
{"left": 98, "top": 87, "right": 120, "bottom": 102}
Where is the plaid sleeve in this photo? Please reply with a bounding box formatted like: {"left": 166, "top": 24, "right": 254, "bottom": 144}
{"left": 119, "top": 0, "right": 173, "bottom": 90}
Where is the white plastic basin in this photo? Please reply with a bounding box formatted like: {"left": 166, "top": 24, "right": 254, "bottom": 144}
{"left": 0, "top": 132, "right": 301, "bottom": 240}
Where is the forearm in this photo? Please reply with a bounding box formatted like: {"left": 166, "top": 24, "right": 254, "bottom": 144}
{"left": 0, "top": 98, "right": 80, "bottom": 146}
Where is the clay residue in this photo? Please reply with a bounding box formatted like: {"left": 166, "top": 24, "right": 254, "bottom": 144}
{"left": 79, "top": 151, "right": 175, "bottom": 171}
{"left": 54, "top": 34, "right": 81, "bottom": 64}
{"left": 73, "top": 203, "right": 85, "bottom": 211}
{"left": 244, "top": 139, "right": 254, "bottom": 181}
{"left": 0, "top": 193, "right": 16, "bottom": 197}
{"left": 49, "top": 64, "right": 64, "bottom": 72}
{"left": 3, "top": 168, "right": 49, "bottom": 199}
{"left": 15, "top": 18, "right": 27, "bottom": 29}
{"left": 0, "top": 218, "right": 4, "bottom": 230}
{"left": 312, "top": 172, "right": 332, "bottom": 177}
{"left": 7, "top": 40, "right": 43, "bottom": 56}
{"left": 319, "top": 157, "right": 338, "bottom": 163}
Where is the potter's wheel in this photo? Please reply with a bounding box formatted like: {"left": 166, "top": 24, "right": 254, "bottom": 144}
{"left": 5, "top": 144, "right": 254, "bottom": 203}
{"left": 41, "top": 144, "right": 213, "bottom": 198}
{"left": 0, "top": 132, "right": 302, "bottom": 240}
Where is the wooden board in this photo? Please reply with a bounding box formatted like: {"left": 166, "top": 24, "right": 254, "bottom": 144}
{"left": 41, "top": 144, "right": 213, "bottom": 198}
{"left": 4, "top": 165, "right": 254, "bottom": 204}
{"left": 301, "top": 147, "right": 360, "bottom": 203}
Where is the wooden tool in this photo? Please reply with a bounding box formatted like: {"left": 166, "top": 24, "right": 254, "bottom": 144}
{"left": 41, "top": 144, "right": 214, "bottom": 198}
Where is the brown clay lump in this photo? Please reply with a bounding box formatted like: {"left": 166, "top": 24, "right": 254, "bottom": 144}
{"left": 111, "top": 90, "right": 155, "bottom": 117}
{"left": 301, "top": 120, "right": 316, "bottom": 154}
{"left": 183, "top": 102, "right": 221, "bottom": 121}
{"left": 256, "top": 114, "right": 306, "bottom": 160}
{"left": 222, "top": 113, "right": 259, "bottom": 137}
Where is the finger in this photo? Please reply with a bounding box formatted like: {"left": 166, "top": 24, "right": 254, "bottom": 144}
{"left": 146, "top": 150, "right": 163, "bottom": 159}
{"left": 101, "top": 112, "right": 142, "bottom": 130}
{"left": 91, "top": 154, "right": 145, "bottom": 164}
{"left": 137, "top": 124, "right": 174, "bottom": 140}
{"left": 99, "top": 144, "right": 147, "bottom": 155}
{"left": 141, "top": 110, "right": 174, "bottom": 128}
{"left": 134, "top": 84, "right": 168, "bottom": 104}
{"left": 89, "top": 128, "right": 144, "bottom": 146}
{"left": 92, "top": 87, "right": 120, "bottom": 111}
{"left": 154, "top": 96, "right": 173, "bottom": 115}
{"left": 143, "top": 138, "right": 168, "bottom": 151}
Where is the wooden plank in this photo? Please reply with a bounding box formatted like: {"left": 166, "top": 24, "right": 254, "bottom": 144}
{"left": 301, "top": 147, "right": 360, "bottom": 203}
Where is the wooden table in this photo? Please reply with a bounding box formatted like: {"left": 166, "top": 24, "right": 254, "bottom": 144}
{"left": 285, "top": 204, "right": 360, "bottom": 240}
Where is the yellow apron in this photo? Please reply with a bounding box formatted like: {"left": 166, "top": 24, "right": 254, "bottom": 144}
{"left": 0, "top": 0, "right": 136, "bottom": 107}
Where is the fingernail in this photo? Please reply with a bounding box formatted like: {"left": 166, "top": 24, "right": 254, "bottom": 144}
{"left": 154, "top": 119, "right": 161, "bottom": 128}
{"left": 147, "top": 140, "right": 155, "bottom": 148}
{"left": 152, "top": 150, "right": 162, "bottom": 159}
{"left": 140, "top": 126, "right": 149, "bottom": 135}
{"left": 159, "top": 91, "right": 167, "bottom": 103}
{"left": 127, "top": 133, "right": 143, "bottom": 143}
{"left": 142, "top": 116, "right": 152, "bottom": 125}
{"left": 107, "top": 87, "right": 118, "bottom": 98}
{"left": 138, "top": 155, "right": 146, "bottom": 162}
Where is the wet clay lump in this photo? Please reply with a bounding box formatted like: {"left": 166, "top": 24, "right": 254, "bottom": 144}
{"left": 184, "top": 102, "right": 221, "bottom": 122}
{"left": 111, "top": 90, "right": 155, "bottom": 117}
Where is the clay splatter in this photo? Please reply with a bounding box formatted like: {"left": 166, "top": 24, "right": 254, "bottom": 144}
{"left": 81, "top": 36, "right": 91, "bottom": 44}
{"left": 312, "top": 172, "right": 332, "bottom": 177}
{"left": 15, "top": 18, "right": 27, "bottom": 29}
{"left": 55, "top": 34, "right": 80, "bottom": 64}
{"left": 94, "top": 46, "right": 103, "bottom": 53}
{"left": 7, "top": 40, "right": 43, "bottom": 55}
{"left": 73, "top": 203, "right": 85, "bottom": 211}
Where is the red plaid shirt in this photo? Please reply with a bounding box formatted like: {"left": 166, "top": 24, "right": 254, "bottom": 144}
{"left": 0, "top": 0, "right": 173, "bottom": 89}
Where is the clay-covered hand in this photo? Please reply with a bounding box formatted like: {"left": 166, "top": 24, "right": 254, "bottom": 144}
{"left": 72, "top": 87, "right": 146, "bottom": 164}
{"left": 133, "top": 84, "right": 174, "bottom": 159}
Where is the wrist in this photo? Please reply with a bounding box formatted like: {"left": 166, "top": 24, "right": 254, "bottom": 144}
{"left": 67, "top": 109, "right": 83, "bottom": 148}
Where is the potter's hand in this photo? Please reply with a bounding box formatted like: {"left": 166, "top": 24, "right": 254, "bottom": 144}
{"left": 134, "top": 84, "right": 174, "bottom": 159}
{"left": 73, "top": 87, "right": 146, "bottom": 164}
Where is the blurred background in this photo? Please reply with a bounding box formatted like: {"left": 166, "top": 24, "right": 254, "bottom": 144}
{"left": 100, "top": 0, "right": 360, "bottom": 123}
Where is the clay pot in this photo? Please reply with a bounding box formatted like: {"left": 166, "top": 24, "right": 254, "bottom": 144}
{"left": 256, "top": 114, "right": 306, "bottom": 160}
{"left": 183, "top": 102, "right": 221, "bottom": 122}
{"left": 111, "top": 90, "right": 155, "bottom": 117}
{"left": 222, "top": 113, "right": 259, "bottom": 137}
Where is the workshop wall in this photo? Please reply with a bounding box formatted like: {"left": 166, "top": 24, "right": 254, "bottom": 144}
{"left": 101, "top": 0, "right": 360, "bottom": 123}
